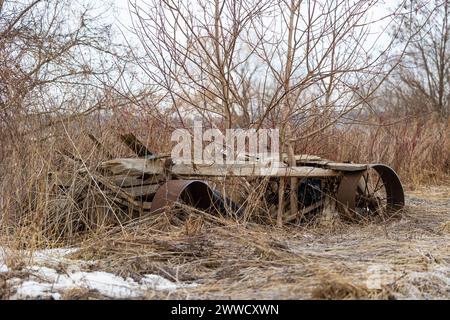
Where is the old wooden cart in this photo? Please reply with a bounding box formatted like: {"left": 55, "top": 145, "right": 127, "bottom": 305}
{"left": 88, "top": 134, "right": 405, "bottom": 223}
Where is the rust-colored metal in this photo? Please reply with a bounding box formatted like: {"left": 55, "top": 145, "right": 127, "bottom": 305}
{"left": 370, "top": 164, "right": 405, "bottom": 211}
{"left": 336, "top": 170, "right": 363, "bottom": 218}
{"left": 336, "top": 164, "right": 404, "bottom": 219}
{"left": 150, "top": 180, "right": 214, "bottom": 214}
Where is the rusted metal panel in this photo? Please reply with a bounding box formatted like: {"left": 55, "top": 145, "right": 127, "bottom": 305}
{"left": 150, "top": 180, "right": 215, "bottom": 214}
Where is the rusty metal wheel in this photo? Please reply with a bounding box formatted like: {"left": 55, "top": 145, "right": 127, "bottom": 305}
{"left": 150, "top": 180, "right": 241, "bottom": 215}
{"left": 337, "top": 164, "right": 404, "bottom": 220}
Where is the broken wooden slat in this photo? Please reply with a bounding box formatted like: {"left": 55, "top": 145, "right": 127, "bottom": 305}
{"left": 120, "top": 133, "right": 154, "bottom": 157}
{"left": 120, "top": 184, "right": 160, "bottom": 198}
{"left": 100, "top": 158, "right": 165, "bottom": 176}
{"left": 99, "top": 158, "right": 365, "bottom": 178}
{"left": 94, "top": 174, "right": 143, "bottom": 205}
{"left": 323, "top": 162, "right": 367, "bottom": 171}
{"left": 87, "top": 134, "right": 113, "bottom": 159}
{"left": 111, "top": 174, "right": 164, "bottom": 187}
{"left": 171, "top": 163, "right": 339, "bottom": 177}
{"left": 294, "top": 159, "right": 367, "bottom": 171}
{"left": 296, "top": 160, "right": 331, "bottom": 166}
{"left": 282, "top": 153, "right": 323, "bottom": 162}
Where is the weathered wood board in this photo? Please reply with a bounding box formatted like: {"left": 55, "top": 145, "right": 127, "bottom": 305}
{"left": 100, "top": 157, "right": 367, "bottom": 178}
{"left": 120, "top": 184, "right": 159, "bottom": 198}
{"left": 111, "top": 174, "right": 164, "bottom": 187}
{"left": 100, "top": 158, "right": 166, "bottom": 175}
{"left": 171, "top": 163, "right": 340, "bottom": 177}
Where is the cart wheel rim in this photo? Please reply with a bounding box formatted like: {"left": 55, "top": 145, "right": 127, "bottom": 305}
{"left": 336, "top": 164, "right": 404, "bottom": 220}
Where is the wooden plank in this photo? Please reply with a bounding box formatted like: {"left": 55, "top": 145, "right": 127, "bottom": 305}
{"left": 100, "top": 158, "right": 165, "bottom": 176}
{"left": 120, "top": 184, "right": 160, "bottom": 198}
{"left": 293, "top": 160, "right": 367, "bottom": 171}
{"left": 324, "top": 162, "right": 367, "bottom": 171}
{"left": 282, "top": 153, "right": 323, "bottom": 162}
{"left": 171, "top": 164, "right": 339, "bottom": 177}
{"left": 100, "top": 158, "right": 358, "bottom": 177}
{"left": 296, "top": 160, "right": 330, "bottom": 166}
{"left": 120, "top": 133, "right": 154, "bottom": 157}
{"left": 94, "top": 174, "right": 143, "bottom": 205}
{"left": 87, "top": 134, "right": 113, "bottom": 159}
{"left": 110, "top": 174, "right": 164, "bottom": 187}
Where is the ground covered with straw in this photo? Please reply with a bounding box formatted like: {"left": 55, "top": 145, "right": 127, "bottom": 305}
{"left": 1, "top": 185, "right": 449, "bottom": 300}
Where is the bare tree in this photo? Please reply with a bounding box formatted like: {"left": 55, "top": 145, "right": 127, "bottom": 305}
{"left": 0, "top": 0, "right": 129, "bottom": 151}
{"left": 390, "top": 0, "right": 449, "bottom": 117}
{"left": 129, "top": 0, "right": 412, "bottom": 133}
{"left": 129, "top": 0, "right": 412, "bottom": 225}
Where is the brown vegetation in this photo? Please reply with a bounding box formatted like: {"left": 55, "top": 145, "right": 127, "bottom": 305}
{"left": 0, "top": 0, "right": 449, "bottom": 299}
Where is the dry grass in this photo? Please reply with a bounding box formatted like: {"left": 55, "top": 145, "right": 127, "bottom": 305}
{"left": 52, "top": 186, "right": 447, "bottom": 300}
{"left": 1, "top": 186, "right": 448, "bottom": 300}
{"left": 0, "top": 114, "right": 449, "bottom": 299}
{"left": 296, "top": 115, "right": 450, "bottom": 186}
{"left": 2, "top": 114, "right": 448, "bottom": 242}
{"left": 345, "top": 117, "right": 450, "bottom": 186}
{"left": 1, "top": 0, "right": 449, "bottom": 300}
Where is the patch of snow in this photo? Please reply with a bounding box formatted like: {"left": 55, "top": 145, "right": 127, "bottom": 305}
{"left": 1, "top": 246, "right": 196, "bottom": 299}
{"left": 14, "top": 281, "right": 59, "bottom": 300}
{"left": 0, "top": 248, "right": 7, "bottom": 272}
{"left": 33, "top": 248, "right": 79, "bottom": 260}
{"left": 31, "top": 248, "right": 89, "bottom": 267}
{"left": 142, "top": 274, "right": 196, "bottom": 291}
{"left": 393, "top": 265, "right": 450, "bottom": 299}
{"left": 0, "top": 262, "right": 9, "bottom": 273}
{"left": 10, "top": 265, "right": 196, "bottom": 299}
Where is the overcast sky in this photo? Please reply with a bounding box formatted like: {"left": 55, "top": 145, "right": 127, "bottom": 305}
{"left": 103, "top": 0, "right": 399, "bottom": 51}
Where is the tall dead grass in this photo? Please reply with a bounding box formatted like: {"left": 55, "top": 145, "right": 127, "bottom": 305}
{"left": 294, "top": 114, "right": 450, "bottom": 187}
{"left": 0, "top": 112, "right": 449, "bottom": 248}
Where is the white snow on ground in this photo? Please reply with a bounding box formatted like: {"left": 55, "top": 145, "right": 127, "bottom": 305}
{"left": 10, "top": 267, "right": 195, "bottom": 299}
{"left": 0, "top": 248, "right": 9, "bottom": 272}
{"left": 0, "top": 247, "right": 196, "bottom": 299}
{"left": 362, "top": 262, "right": 450, "bottom": 299}
{"left": 393, "top": 265, "right": 450, "bottom": 299}
{"left": 0, "top": 264, "right": 8, "bottom": 272}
